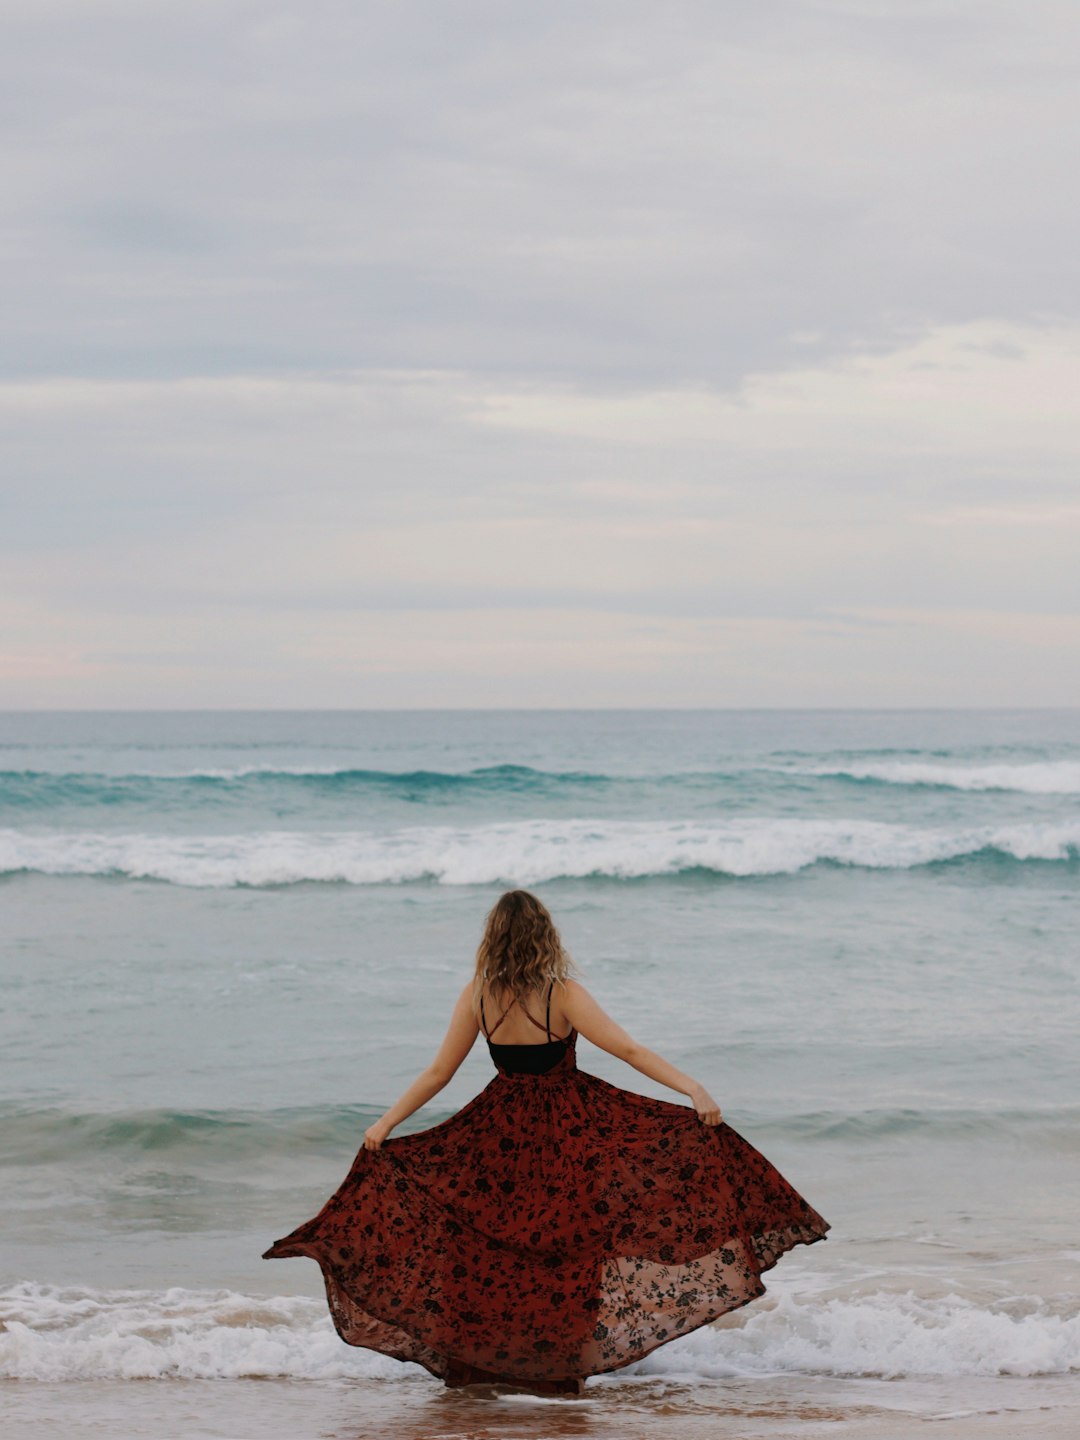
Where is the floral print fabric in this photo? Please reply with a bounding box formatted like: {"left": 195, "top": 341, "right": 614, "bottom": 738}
{"left": 262, "top": 1032, "right": 829, "bottom": 1383}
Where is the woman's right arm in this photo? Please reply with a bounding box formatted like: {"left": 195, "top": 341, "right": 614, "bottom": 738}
{"left": 560, "top": 979, "right": 723, "bottom": 1125}
{"left": 362, "top": 983, "right": 479, "bottom": 1149}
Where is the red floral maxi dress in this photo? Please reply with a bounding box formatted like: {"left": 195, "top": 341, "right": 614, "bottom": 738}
{"left": 262, "top": 984, "right": 830, "bottom": 1387}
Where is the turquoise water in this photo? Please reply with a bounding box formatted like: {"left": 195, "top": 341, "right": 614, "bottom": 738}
{"left": 1, "top": 709, "right": 1078, "bottom": 1414}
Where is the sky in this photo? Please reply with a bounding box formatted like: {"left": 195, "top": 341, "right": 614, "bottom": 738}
{"left": 2, "top": 0, "right": 1079, "bottom": 708}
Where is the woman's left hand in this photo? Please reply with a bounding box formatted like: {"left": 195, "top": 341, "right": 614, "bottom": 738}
{"left": 363, "top": 1119, "right": 392, "bottom": 1150}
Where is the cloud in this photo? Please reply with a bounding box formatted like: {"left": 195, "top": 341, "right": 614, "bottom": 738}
{"left": 4, "top": 1, "right": 1080, "bottom": 382}
{"left": 2, "top": 317, "right": 1079, "bottom": 705}
{"left": 2, "top": 2, "right": 1079, "bottom": 703}
{"left": 4, "top": 318, "right": 1077, "bottom": 546}
{"left": 470, "top": 321, "right": 1080, "bottom": 474}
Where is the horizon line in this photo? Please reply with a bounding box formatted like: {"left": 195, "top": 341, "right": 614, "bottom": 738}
{"left": 2, "top": 704, "right": 1078, "bottom": 716}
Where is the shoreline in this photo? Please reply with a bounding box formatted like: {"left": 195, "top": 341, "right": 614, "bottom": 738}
{"left": 4, "top": 1373, "right": 1080, "bottom": 1440}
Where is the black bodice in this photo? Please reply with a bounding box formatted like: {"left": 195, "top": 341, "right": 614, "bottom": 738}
{"left": 486, "top": 1034, "right": 570, "bottom": 1075}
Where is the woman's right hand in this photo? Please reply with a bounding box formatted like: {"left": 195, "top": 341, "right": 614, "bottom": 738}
{"left": 691, "top": 1085, "right": 723, "bottom": 1126}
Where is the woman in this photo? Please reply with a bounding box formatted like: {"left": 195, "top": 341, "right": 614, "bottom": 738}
{"left": 262, "top": 890, "right": 829, "bottom": 1391}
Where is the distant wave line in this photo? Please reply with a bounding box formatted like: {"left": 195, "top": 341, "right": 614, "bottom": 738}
{"left": 3, "top": 757, "right": 1080, "bottom": 799}
{"left": 0, "top": 762, "right": 611, "bottom": 792}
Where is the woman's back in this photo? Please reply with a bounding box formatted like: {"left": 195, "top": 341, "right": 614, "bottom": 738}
{"left": 479, "top": 981, "right": 572, "bottom": 1047}
{"left": 480, "top": 980, "right": 574, "bottom": 1076}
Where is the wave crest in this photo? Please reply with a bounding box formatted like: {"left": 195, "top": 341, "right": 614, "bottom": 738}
{"left": 793, "top": 760, "right": 1080, "bottom": 794}
{"left": 0, "top": 763, "right": 607, "bottom": 807}
{"left": 1, "top": 818, "right": 1079, "bottom": 888}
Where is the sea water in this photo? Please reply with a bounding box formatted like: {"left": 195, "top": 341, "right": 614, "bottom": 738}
{"left": 1, "top": 709, "right": 1078, "bottom": 1438}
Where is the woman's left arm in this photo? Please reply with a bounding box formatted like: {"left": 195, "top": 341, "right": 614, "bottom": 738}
{"left": 363, "top": 983, "right": 480, "bottom": 1149}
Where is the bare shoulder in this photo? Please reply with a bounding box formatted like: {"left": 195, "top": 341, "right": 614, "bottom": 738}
{"left": 558, "top": 977, "right": 635, "bottom": 1057}
{"left": 450, "top": 980, "right": 479, "bottom": 1024}
{"left": 546, "top": 976, "right": 581, "bottom": 1032}
{"left": 558, "top": 977, "right": 594, "bottom": 1011}
{"left": 561, "top": 977, "right": 605, "bottom": 1000}
{"left": 559, "top": 977, "right": 612, "bottom": 1020}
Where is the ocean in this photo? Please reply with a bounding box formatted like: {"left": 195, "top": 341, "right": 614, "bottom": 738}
{"left": 1, "top": 708, "right": 1078, "bottom": 1439}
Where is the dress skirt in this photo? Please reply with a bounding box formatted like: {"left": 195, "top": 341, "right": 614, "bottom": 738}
{"left": 262, "top": 1034, "right": 829, "bottom": 1384}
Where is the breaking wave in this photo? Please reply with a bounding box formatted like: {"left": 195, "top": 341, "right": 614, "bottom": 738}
{"left": 2, "top": 818, "right": 1079, "bottom": 887}
{"left": 790, "top": 760, "right": 1080, "bottom": 794}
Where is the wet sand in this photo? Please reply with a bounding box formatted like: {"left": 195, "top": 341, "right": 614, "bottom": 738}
{"left": 5, "top": 1374, "right": 1079, "bottom": 1440}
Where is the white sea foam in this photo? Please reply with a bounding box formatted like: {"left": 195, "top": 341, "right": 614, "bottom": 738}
{"left": 625, "top": 1290, "right": 1080, "bottom": 1381}
{"left": 791, "top": 760, "right": 1080, "bottom": 793}
{"left": 1, "top": 817, "right": 1079, "bottom": 887}
{"left": 0, "top": 1283, "right": 421, "bottom": 1383}
{"left": 2, "top": 1283, "right": 1077, "bottom": 1382}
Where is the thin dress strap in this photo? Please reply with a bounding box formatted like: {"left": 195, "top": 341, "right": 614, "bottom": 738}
{"left": 481, "top": 992, "right": 518, "bottom": 1039}
{"left": 482, "top": 987, "right": 554, "bottom": 1041}
{"left": 520, "top": 996, "right": 551, "bottom": 1037}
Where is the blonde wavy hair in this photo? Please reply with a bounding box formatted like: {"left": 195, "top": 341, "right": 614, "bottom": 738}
{"left": 472, "top": 889, "right": 575, "bottom": 1016}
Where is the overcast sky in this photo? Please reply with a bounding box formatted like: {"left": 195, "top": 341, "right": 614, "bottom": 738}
{"left": 3, "top": 0, "right": 1079, "bottom": 707}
